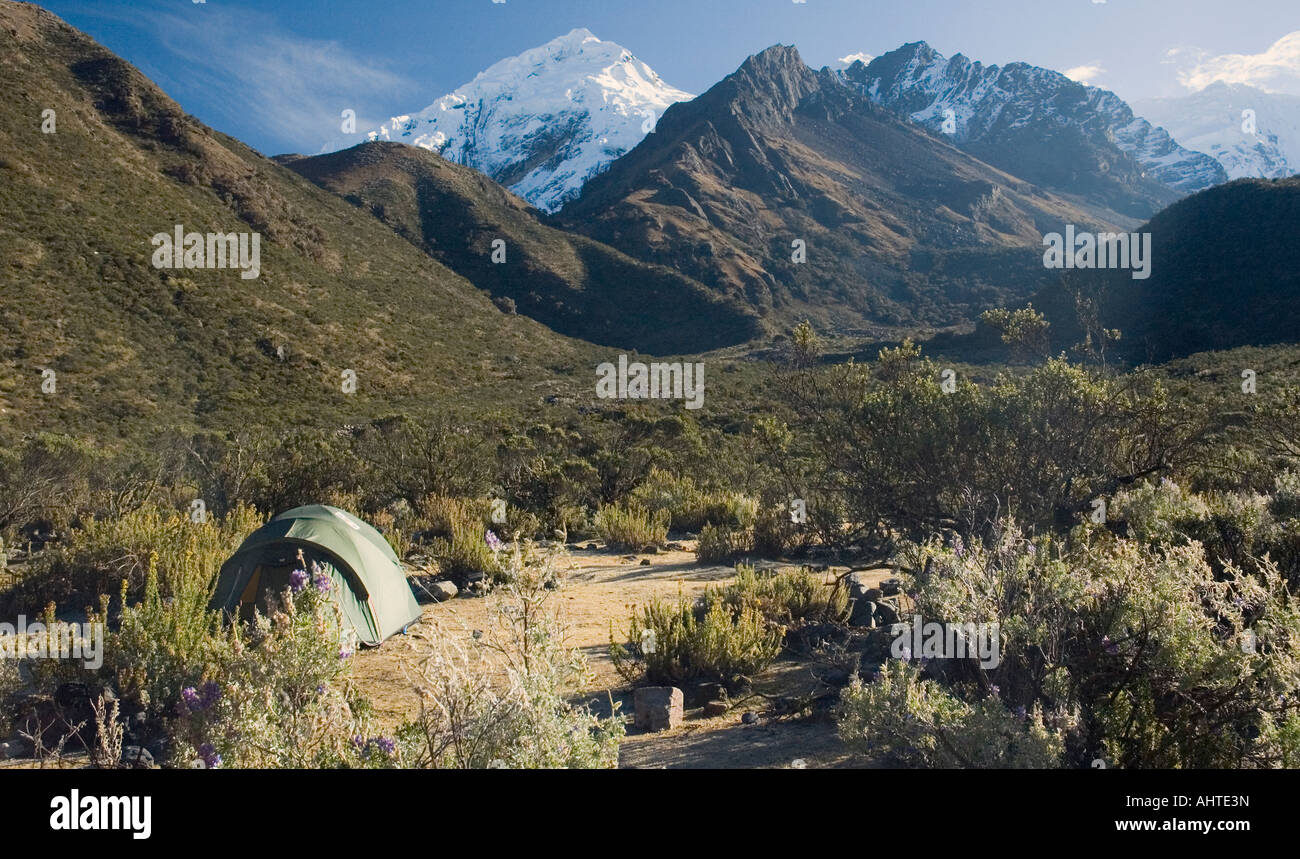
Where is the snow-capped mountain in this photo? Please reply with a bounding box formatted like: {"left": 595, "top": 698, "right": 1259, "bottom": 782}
{"left": 321, "top": 29, "right": 692, "bottom": 212}
{"left": 1131, "top": 82, "right": 1300, "bottom": 181}
{"left": 836, "top": 42, "right": 1226, "bottom": 216}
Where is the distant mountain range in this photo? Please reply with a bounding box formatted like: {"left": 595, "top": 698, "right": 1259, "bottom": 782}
{"left": 557, "top": 44, "right": 1124, "bottom": 332}
{"left": 3, "top": 0, "right": 1297, "bottom": 407}
{"left": 1132, "top": 82, "right": 1300, "bottom": 181}
{"left": 837, "top": 42, "right": 1227, "bottom": 220}
{"left": 320, "top": 28, "right": 692, "bottom": 214}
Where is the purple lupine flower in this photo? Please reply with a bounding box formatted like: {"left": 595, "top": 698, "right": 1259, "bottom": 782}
{"left": 338, "top": 644, "right": 354, "bottom": 660}
{"left": 198, "top": 742, "right": 221, "bottom": 769}
{"left": 372, "top": 737, "right": 396, "bottom": 756}
{"left": 352, "top": 735, "right": 365, "bottom": 749}
{"left": 1014, "top": 705, "right": 1028, "bottom": 720}
{"left": 990, "top": 685, "right": 1000, "bottom": 698}
{"left": 289, "top": 568, "right": 308, "bottom": 594}
{"left": 181, "top": 686, "right": 201, "bottom": 711}
{"left": 485, "top": 530, "right": 504, "bottom": 552}
{"left": 200, "top": 681, "right": 221, "bottom": 710}
{"left": 312, "top": 567, "right": 331, "bottom": 594}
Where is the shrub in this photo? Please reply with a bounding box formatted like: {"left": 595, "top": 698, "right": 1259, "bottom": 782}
{"left": 695, "top": 523, "right": 751, "bottom": 564}
{"left": 171, "top": 562, "right": 380, "bottom": 768}
{"left": 594, "top": 503, "right": 668, "bottom": 552}
{"left": 399, "top": 545, "right": 622, "bottom": 768}
{"left": 102, "top": 553, "right": 226, "bottom": 721}
{"left": 9, "top": 504, "right": 261, "bottom": 613}
{"left": 0, "top": 656, "right": 21, "bottom": 738}
{"left": 837, "top": 659, "right": 1065, "bottom": 767}
{"left": 610, "top": 588, "right": 784, "bottom": 689}
{"left": 839, "top": 519, "right": 1300, "bottom": 768}
{"left": 718, "top": 564, "right": 850, "bottom": 633}
{"left": 428, "top": 505, "right": 502, "bottom": 586}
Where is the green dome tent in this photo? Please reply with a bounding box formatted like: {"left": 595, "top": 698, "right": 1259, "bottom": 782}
{"left": 212, "top": 505, "right": 421, "bottom": 646}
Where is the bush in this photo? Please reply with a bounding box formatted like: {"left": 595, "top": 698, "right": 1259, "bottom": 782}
{"left": 839, "top": 518, "right": 1300, "bottom": 768}
{"left": 0, "top": 656, "right": 21, "bottom": 738}
{"left": 610, "top": 588, "right": 784, "bottom": 689}
{"left": 695, "top": 523, "right": 750, "bottom": 564}
{"left": 718, "top": 564, "right": 850, "bottom": 634}
{"left": 837, "top": 659, "right": 1065, "bottom": 767}
{"left": 399, "top": 545, "right": 622, "bottom": 768}
{"left": 428, "top": 510, "right": 502, "bottom": 587}
{"left": 7, "top": 504, "right": 261, "bottom": 614}
{"left": 171, "top": 562, "right": 380, "bottom": 768}
{"left": 594, "top": 503, "right": 668, "bottom": 552}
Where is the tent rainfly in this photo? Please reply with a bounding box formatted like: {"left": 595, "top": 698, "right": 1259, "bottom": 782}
{"left": 211, "top": 504, "right": 421, "bottom": 646}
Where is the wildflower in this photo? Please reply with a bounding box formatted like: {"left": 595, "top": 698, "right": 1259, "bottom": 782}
{"left": 990, "top": 685, "right": 1000, "bottom": 698}
{"left": 486, "top": 530, "right": 504, "bottom": 552}
{"left": 198, "top": 742, "right": 221, "bottom": 769}
{"left": 181, "top": 686, "right": 201, "bottom": 712}
{"left": 199, "top": 681, "right": 221, "bottom": 710}
{"left": 338, "top": 644, "right": 354, "bottom": 660}
{"left": 1014, "top": 705, "right": 1028, "bottom": 720}
{"left": 312, "top": 567, "right": 332, "bottom": 594}
{"left": 373, "top": 737, "right": 396, "bottom": 756}
{"left": 288, "top": 568, "right": 308, "bottom": 594}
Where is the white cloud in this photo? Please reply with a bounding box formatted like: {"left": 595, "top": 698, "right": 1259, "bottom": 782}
{"left": 838, "top": 51, "right": 875, "bottom": 67}
{"left": 1063, "top": 64, "right": 1106, "bottom": 85}
{"left": 1177, "top": 31, "right": 1300, "bottom": 94}
{"left": 133, "top": 7, "right": 417, "bottom": 153}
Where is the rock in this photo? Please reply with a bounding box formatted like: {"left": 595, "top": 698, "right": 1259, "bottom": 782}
{"left": 639, "top": 559, "right": 651, "bottom": 566}
{"left": 875, "top": 598, "right": 900, "bottom": 627}
{"left": 586, "top": 543, "right": 598, "bottom": 550}
{"left": 120, "top": 746, "right": 154, "bottom": 769}
{"left": 429, "top": 580, "right": 458, "bottom": 602}
{"left": 703, "top": 700, "right": 728, "bottom": 717}
{"left": 666, "top": 542, "right": 686, "bottom": 552}
{"left": 880, "top": 577, "right": 902, "bottom": 597}
{"left": 741, "top": 711, "right": 759, "bottom": 725}
{"left": 689, "top": 682, "right": 726, "bottom": 705}
{"left": 633, "top": 686, "right": 684, "bottom": 732}
{"left": 848, "top": 573, "right": 878, "bottom": 627}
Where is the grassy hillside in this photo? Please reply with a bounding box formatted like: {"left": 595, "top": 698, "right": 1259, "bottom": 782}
{"left": 0, "top": 1, "right": 596, "bottom": 438}
{"left": 282, "top": 143, "right": 763, "bottom": 354}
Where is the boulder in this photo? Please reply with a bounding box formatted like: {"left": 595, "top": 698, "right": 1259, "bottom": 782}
{"left": 702, "top": 700, "right": 728, "bottom": 717}
{"left": 633, "top": 686, "right": 683, "bottom": 732}
{"left": 429, "top": 581, "right": 458, "bottom": 602}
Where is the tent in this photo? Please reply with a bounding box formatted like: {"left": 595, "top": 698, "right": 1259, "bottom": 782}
{"left": 212, "top": 504, "right": 421, "bottom": 646}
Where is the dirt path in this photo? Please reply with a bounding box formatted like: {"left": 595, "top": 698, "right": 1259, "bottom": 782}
{"left": 353, "top": 544, "right": 884, "bottom": 769}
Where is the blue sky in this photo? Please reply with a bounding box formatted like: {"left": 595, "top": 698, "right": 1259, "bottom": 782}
{"left": 36, "top": 0, "right": 1300, "bottom": 156}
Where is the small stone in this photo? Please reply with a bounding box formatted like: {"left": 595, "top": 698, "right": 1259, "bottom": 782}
{"left": 586, "top": 543, "right": 598, "bottom": 551}
{"left": 120, "top": 746, "right": 155, "bottom": 769}
{"left": 703, "top": 700, "right": 728, "bottom": 717}
{"left": 639, "top": 559, "right": 651, "bottom": 566}
{"left": 633, "top": 686, "right": 684, "bottom": 732}
{"left": 429, "top": 580, "right": 458, "bottom": 602}
{"left": 741, "top": 711, "right": 759, "bottom": 725}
